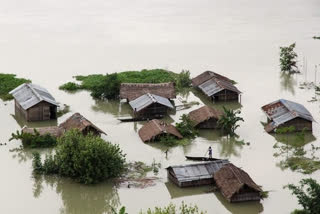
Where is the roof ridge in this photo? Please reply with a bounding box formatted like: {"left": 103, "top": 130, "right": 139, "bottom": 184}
{"left": 152, "top": 120, "right": 164, "bottom": 132}
{"left": 27, "top": 83, "right": 43, "bottom": 102}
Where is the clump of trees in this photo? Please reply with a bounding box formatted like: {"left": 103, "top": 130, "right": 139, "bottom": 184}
{"left": 218, "top": 107, "right": 244, "bottom": 137}
{"left": 285, "top": 178, "right": 320, "bottom": 214}
{"left": 32, "top": 129, "right": 126, "bottom": 184}
{"left": 176, "top": 114, "right": 198, "bottom": 138}
{"left": 139, "top": 202, "right": 206, "bottom": 214}
{"left": 10, "top": 130, "right": 57, "bottom": 148}
{"left": 0, "top": 73, "right": 31, "bottom": 101}
{"left": 280, "top": 43, "right": 298, "bottom": 74}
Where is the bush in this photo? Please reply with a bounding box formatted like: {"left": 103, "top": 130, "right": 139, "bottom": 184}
{"left": 0, "top": 73, "right": 31, "bottom": 101}
{"left": 90, "top": 73, "right": 121, "bottom": 99}
{"left": 59, "top": 82, "right": 82, "bottom": 91}
{"left": 176, "top": 70, "right": 192, "bottom": 88}
{"left": 175, "top": 114, "right": 198, "bottom": 138}
{"left": 32, "top": 129, "right": 126, "bottom": 184}
{"left": 218, "top": 107, "right": 244, "bottom": 136}
{"left": 139, "top": 202, "right": 207, "bottom": 214}
{"left": 10, "top": 130, "right": 57, "bottom": 148}
{"left": 280, "top": 43, "right": 298, "bottom": 73}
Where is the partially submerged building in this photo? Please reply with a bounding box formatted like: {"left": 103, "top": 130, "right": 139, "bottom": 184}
{"left": 261, "top": 99, "right": 314, "bottom": 133}
{"left": 138, "top": 119, "right": 183, "bottom": 142}
{"left": 129, "top": 93, "right": 174, "bottom": 118}
{"left": 119, "top": 82, "right": 176, "bottom": 102}
{"left": 9, "top": 83, "right": 58, "bottom": 122}
{"left": 166, "top": 160, "right": 229, "bottom": 187}
{"left": 22, "top": 126, "right": 63, "bottom": 138}
{"left": 213, "top": 163, "right": 262, "bottom": 203}
{"left": 192, "top": 71, "right": 241, "bottom": 102}
{"left": 188, "top": 105, "right": 222, "bottom": 129}
{"left": 59, "top": 113, "right": 106, "bottom": 136}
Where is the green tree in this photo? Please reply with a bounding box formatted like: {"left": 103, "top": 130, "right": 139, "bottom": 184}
{"left": 91, "top": 73, "right": 121, "bottom": 99}
{"left": 280, "top": 43, "right": 298, "bottom": 73}
{"left": 32, "top": 129, "right": 126, "bottom": 184}
{"left": 175, "top": 114, "right": 198, "bottom": 138}
{"left": 218, "top": 107, "right": 244, "bottom": 136}
{"left": 176, "top": 70, "right": 192, "bottom": 88}
{"left": 285, "top": 178, "right": 320, "bottom": 214}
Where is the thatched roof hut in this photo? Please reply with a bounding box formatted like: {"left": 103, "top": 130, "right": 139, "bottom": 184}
{"left": 22, "top": 126, "right": 63, "bottom": 138}
{"left": 261, "top": 99, "right": 314, "bottom": 133}
{"left": 213, "top": 163, "right": 262, "bottom": 202}
{"left": 188, "top": 105, "right": 222, "bottom": 129}
{"left": 192, "top": 71, "right": 233, "bottom": 87}
{"left": 59, "top": 113, "right": 106, "bottom": 136}
{"left": 138, "top": 119, "right": 183, "bottom": 142}
{"left": 120, "top": 82, "right": 176, "bottom": 101}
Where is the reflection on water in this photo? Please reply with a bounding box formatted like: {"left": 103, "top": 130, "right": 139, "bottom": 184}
{"left": 10, "top": 147, "right": 53, "bottom": 163}
{"left": 12, "top": 113, "right": 58, "bottom": 128}
{"left": 215, "top": 192, "right": 264, "bottom": 214}
{"left": 33, "top": 175, "right": 120, "bottom": 214}
{"left": 165, "top": 182, "right": 210, "bottom": 199}
{"left": 280, "top": 72, "right": 297, "bottom": 95}
{"left": 92, "top": 100, "right": 132, "bottom": 117}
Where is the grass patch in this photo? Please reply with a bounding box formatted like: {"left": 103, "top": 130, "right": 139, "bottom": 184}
{"left": 0, "top": 73, "right": 31, "bottom": 101}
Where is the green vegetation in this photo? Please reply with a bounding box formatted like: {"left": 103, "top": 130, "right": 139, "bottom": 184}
{"left": 139, "top": 202, "right": 207, "bottom": 214}
{"left": 10, "top": 130, "right": 57, "bottom": 148}
{"left": 176, "top": 114, "right": 198, "bottom": 139}
{"left": 32, "top": 129, "right": 126, "bottom": 184}
{"left": 59, "top": 69, "right": 192, "bottom": 99}
{"left": 280, "top": 43, "right": 298, "bottom": 74}
{"left": 313, "top": 36, "right": 320, "bottom": 40}
{"left": 57, "top": 104, "right": 70, "bottom": 117}
{"left": 285, "top": 178, "right": 320, "bottom": 214}
{"left": 112, "top": 207, "right": 127, "bottom": 214}
{"left": 0, "top": 73, "right": 31, "bottom": 101}
{"left": 218, "top": 107, "right": 244, "bottom": 137}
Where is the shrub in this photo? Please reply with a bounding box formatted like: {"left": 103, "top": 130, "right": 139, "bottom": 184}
{"left": 175, "top": 114, "right": 198, "bottom": 138}
{"left": 285, "top": 178, "right": 320, "bottom": 214}
{"left": 0, "top": 73, "right": 31, "bottom": 101}
{"left": 176, "top": 70, "right": 192, "bottom": 88}
{"left": 10, "top": 130, "right": 57, "bottom": 148}
{"left": 139, "top": 202, "right": 207, "bottom": 214}
{"left": 90, "top": 73, "right": 121, "bottom": 99}
{"left": 218, "top": 107, "right": 244, "bottom": 136}
{"left": 32, "top": 129, "right": 126, "bottom": 184}
{"left": 280, "top": 43, "right": 298, "bottom": 73}
{"left": 59, "top": 82, "right": 82, "bottom": 91}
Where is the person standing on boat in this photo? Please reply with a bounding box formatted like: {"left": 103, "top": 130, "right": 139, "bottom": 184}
{"left": 208, "top": 146, "right": 212, "bottom": 158}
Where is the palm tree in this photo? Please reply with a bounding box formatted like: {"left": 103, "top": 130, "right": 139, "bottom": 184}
{"left": 218, "top": 107, "right": 244, "bottom": 137}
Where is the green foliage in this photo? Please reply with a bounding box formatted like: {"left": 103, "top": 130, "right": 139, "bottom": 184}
{"left": 175, "top": 114, "right": 198, "bottom": 138}
{"left": 0, "top": 73, "right": 31, "bottom": 101}
{"left": 112, "top": 206, "right": 127, "bottom": 214}
{"left": 32, "top": 129, "right": 126, "bottom": 184}
{"left": 280, "top": 43, "right": 298, "bottom": 73}
{"left": 59, "top": 69, "right": 192, "bottom": 99}
{"left": 285, "top": 178, "right": 320, "bottom": 214}
{"left": 313, "top": 36, "right": 320, "bottom": 40}
{"left": 218, "top": 107, "right": 244, "bottom": 136}
{"left": 56, "top": 104, "right": 70, "bottom": 117}
{"left": 280, "top": 156, "right": 320, "bottom": 174}
{"left": 10, "top": 130, "right": 57, "bottom": 148}
{"left": 140, "top": 202, "right": 206, "bottom": 214}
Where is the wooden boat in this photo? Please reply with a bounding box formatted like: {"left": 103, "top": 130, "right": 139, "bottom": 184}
{"left": 185, "top": 156, "right": 222, "bottom": 161}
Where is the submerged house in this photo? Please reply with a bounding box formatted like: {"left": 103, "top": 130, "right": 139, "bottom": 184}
{"left": 22, "top": 126, "right": 63, "bottom": 138}
{"left": 261, "top": 99, "right": 314, "bottom": 133}
{"left": 138, "top": 119, "right": 183, "bottom": 142}
{"left": 9, "top": 83, "right": 58, "bottom": 122}
{"left": 59, "top": 113, "right": 106, "bottom": 136}
{"left": 213, "top": 163, "right": 262, "bottom": 202}
{"left": 188, "top": 105, "right": 222, "bottom": 129}
{"left": 192, "top": 71, "right": 241, "bottom": 102}
{"left": 129, "top": 93, "right": 174, "bottom": 118}
{"left": 166, "top": 160, "right": 229, "bottom": 187}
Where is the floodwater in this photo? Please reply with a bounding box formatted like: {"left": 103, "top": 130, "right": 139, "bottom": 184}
{"left": 0, "top": 0, "right": 320, "bottom": 213}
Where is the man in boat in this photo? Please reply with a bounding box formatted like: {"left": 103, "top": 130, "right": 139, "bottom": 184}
{"left": 208, "top": 146, "right": 212, "bottom": 158}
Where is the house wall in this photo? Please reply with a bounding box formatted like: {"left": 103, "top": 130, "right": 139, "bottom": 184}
{"left": 15, "top": 99, "right": 28, "bottom": 120}
{"left": 213, "top": 90, "right": 239, "bottom": 102}
{"left": 197, "top": 118, "right": 219, "bottom": 129}
{"left": 230, "top": 192, "right": 261, "bottom": 202}
{"left": 25, "top": 101, "right": 57, "bottom": 122}
{"left": 279, "top": 117, "right": 312, "bottom": 131}
{"left": 134, "top": 103, "right": 169, "bottom": 118}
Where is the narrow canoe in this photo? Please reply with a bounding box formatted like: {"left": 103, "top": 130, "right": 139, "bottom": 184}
{"left": 185, "top": 156, "right": 221, "bottom": 161}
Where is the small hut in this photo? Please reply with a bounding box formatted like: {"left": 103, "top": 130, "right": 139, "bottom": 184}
{"left": 120, "top": 82, "right": 176, "bottom": 102}
{"left": 9, "top": 83, "right": 58, "bottom": 122}
{"left": 192, "top": 71, "right": 241, "bottom": 102}
{"left": 188, "top": 105, "right": 222, "bottom": 129}
{"left": 261, "top": 99, "right": 314, "bottom": 133}
{"left": 213, "top": 163, "right": 262, "bottom": 202}
{"left": 138, "top": 119, "right": 183, "bottom": 142}
{"left": 59, "top": 113, "right": 106, "bottom": 136}
{"left": 166, "top": 160, "right": 229, "bottom": 187}
{"left": 129, "top": 93, "right": 174, "bottom": 118}
{"left": 22, "top": 126, "right": 63, "bottom": 138}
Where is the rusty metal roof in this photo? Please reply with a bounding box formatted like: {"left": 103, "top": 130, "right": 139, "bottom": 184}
{"left": 166, "top": 160, "right": 229, "bottom": 183}
{"left": 129, "top": 93, "right": 174, "bottom": 112}
{"left": 9, "top": 83, "right": 58, "bottom": 110}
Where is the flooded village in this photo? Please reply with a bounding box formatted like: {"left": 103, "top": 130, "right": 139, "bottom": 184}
{"left": 0, "top": 0, "right": 320, "bottom": 214}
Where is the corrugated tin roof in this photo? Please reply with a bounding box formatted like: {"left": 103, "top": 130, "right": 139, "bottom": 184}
{"left": 9, "top": 83, "right": 58, "bottom": 110}
{"left": 167, "top": 160, "right": 229, "bottom": 183}
{"left": 129, "top": 93, "right": 174, "bottom": 112}
{"left": 198, "top": 78, "right": 241, "bottom": 97}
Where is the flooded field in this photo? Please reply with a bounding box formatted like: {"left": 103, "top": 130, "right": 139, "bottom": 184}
{"left": 0, "top": 0, "right": 320, "bottom": 213}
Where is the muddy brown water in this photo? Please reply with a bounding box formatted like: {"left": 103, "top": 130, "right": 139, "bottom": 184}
{"left": 1, "top": 0, "right": 320, "bottom": 213}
